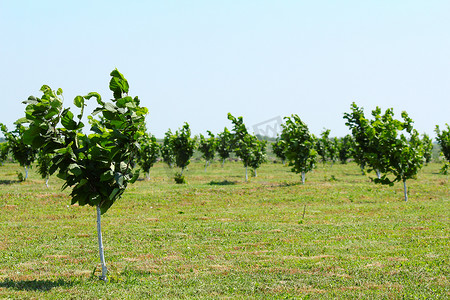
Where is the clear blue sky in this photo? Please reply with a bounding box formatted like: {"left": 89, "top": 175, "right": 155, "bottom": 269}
{"left": 1, "top": 0, "right": 449, "bottom": 139}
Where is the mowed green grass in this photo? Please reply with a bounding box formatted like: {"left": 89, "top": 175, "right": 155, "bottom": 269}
{"left": 0, "top": 160, "right": 448, "bottom": 299}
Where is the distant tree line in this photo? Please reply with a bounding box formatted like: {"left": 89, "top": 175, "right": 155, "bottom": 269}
{"left": 1, "top": 102, "right": 448, "bottom": 195}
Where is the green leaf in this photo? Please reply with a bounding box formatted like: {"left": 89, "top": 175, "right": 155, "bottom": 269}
{"left": 84, "top": 92, "right": 103, "bottom": 105}
{"left": 22, "top": 96, "right": 39, "bottom": 105}
{"left": 75, "top": 178, "right": 88, "bottom": 189}
{"left": 68, "top": 163, "right": 82, "bottom": 176}
{"left": 129, "top": 170, "right": 140, "bottom": 184}
{"left": 116, "top": 96, "right": 133, "bottom": 108}
{"left": 61, "top": 109, "right": 78, "bottom": 130}
{"left": 114, "top": 173, "right": 124, "bottom": 187}
{"left": 109, "top": 187, "right": 120, "bottom": 201}
{"left": 22, "top": 126, "right": 41, "bottom": 145}
{"left": 74, "top": 96, "right": 84, "bottom": 108}
{"left": 100, "top": 170, "right": 114, "bottom": 182}
{"left": 15, "top": 117, "right": 28, "bottom": 125}
{"left": 109, "top": 69, "right": 129, "bottom": 98}
{"left": 104, "top": 102, "right": 117, "bottom": 113}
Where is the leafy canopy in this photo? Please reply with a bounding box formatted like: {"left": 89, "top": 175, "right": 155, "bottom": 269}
{"left": 172, "top": 123, "right": 197, "bottom": 171}
{"left": 161, "top": 129, "right": 175, "bottom": 167}
{"left": 435, "top": 124, "right": 450, "bottom": 174}
{"left": 21, "top": 69, "right": 148, "bottom": 214}
{"left": 435, "top": 124, "right": 450, "bottom": 162}
{"left": 227, "top": 113, "right": 267, "bottom": 169}
{"left": 280, "top": 114, "right": 317, "bottom": 175}
{"left": 137, "top": 133, "right": 160, "bottom": 175}
{"left": 0, "top": 123, "right": 37, "bottom": 170}
{"left": 216, "top": 127, "right": 233, "bottom": 161}
{"left": 198, "top": 131, "right": 217, "bottom": 162}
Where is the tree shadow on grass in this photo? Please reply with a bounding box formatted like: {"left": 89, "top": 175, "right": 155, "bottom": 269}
{"left": 277, "top": 181, "right": 302, "bottom": 187}
{"left": 208, "top": 180, "right": 237, "bottom": 186}
{"left": 0, "top": 278, "right": 74, "bottom": 291}
{"left": 0, "top": 180, "right": 21, "bottom": 185}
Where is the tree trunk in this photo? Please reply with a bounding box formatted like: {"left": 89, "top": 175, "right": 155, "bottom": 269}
{"left": 245, "top": 166, "right": 248, "bottom": 182}
{"left": 24, "top": 167, "right": 28, "bottom": 180}
{"left": 204, "top": 161, "right": 208, "bottom": 172}
{"left": 360, "top": 165, "right": 365, "bottom": 175}
{"left": 222, "top": 159, "right": 225, "bottom": 168}
{"left": 301, "top": 171, "right": 305, "bottom": 184}
{"left": 180, "top": 168, "right": 184, "bottom": 176}
{"left": 403, "top": 180, "right": 408, "bottom": 202}
{"left": 96, "top": 205, "right": 108, "bottom": 281}
{"left": 45, "top": 176, "right": 49, "bottom": 188}
{"left": 376, "top": 169, "right": 381, "bottom": 179}
{"left": 254, "top": 169, "right": 257, "bottom": 177}
{"left": 146, "top": 172, "right": 150, "bottom": 180}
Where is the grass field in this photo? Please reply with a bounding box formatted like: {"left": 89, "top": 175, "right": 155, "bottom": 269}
{"left": 0, "top": 160, "right": 449, "bottom": 299}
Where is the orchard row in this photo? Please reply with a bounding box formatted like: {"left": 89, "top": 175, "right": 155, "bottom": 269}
{"left": 2, "top": 103, "right": 449, "bottom": 193}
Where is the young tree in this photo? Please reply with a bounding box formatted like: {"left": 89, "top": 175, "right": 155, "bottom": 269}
{"left": 272, "top": 137, "right": 286, "bottom": 164}
{"left": 137, "top": 133, "right": 160, "bottom": 180}
{"left": 344, "top": 103, "right": 389, "bottom": 178}
{"left": 227, "top": 113, "right": 263, "bottom": 181}
{"left": 161, "top": 129, "right": 175, "bottom": 168}
{"left": 316, "top": 129, "right": 331, "bottom": 164}
{"left": 248, "top": 138, "right": 267, "bottom": 177}
{"left": 0, "top": 141, "right": 10, "bottom": 165}
{"left": 328, "top": 137, "right": 339, "bottom": 166}
{"left": 337, "top": 134, "right": 354, "bottom": 164}
{"left": 216, "top": 127, "right": 233, "bottom": 167}
{"left": 363, "top": 107, "right": 425, "bottom": 201}
{"left": 280, "top": 114, "right": 317, "bottom": 184}
{"left": 198, "top": 131, "right": 217, "bottom": 171}
{"left": 36, "top": 151, "right": 53, "bottom": 187}
{"left": 421, "top": 133, "right": 434, "bottom": 164}
{"left": 344, "top": 103, "right": 372, "bottom": 175}
{"left": 435, "top": 124, "right": 450, "bottom": 174}
{"left": 171, "top": 122, "right": 197, "bottom": 181}
{"left": 382, "top": 129, "right": 424, "bottom": 201}
{"left": 0, "top": 123, "right": 38, "bottom": 180}
{"left": 21, "top": 69, "right": 148, "bottom": 281}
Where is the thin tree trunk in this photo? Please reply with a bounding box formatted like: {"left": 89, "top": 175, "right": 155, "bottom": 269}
{"left": 254, "top": 169, "right": 257, "bottom": 177}
{"left": 146, "top": 172, "right": 150, "bottom": 180}
{"left": 360, "top": 165, "right": 365, "bottom": 175}
{"left": 96, "top": 205, "right": 108, "bottom": 281}
{"left": 24, "top": 167, "right": 28, "bottom": 180}
{"left": 403, "top": 180, "right": 408, "bottom": 202}
{"left": 45, "top": 176, "right": 49, "bottom": 188}
{"left": 222, "top": 159, "right": 225, "bottom": 168}
{"left": 180, "top": 168, "right": 184, "bottom": 176}
{"left": 204, "top": 161, "right": 208, "bottom": 172}
{"left": 245, "top": 166, "right": 248, "bottom": 182}
{"left": 301, "top": 171, "right": 305, "bottom": 184}
{"left": 376, "top": 169, "right": 381, "bottom": 179}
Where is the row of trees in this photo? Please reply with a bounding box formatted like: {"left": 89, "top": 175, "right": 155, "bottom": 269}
{"left": 2, "top": 109, "right": 448, "bottom": 188}
{"left": 136, "top": 113, "right": 267, "bottom": 183}
{"left": 268, "top": 104, "right": 449, "bottom": 202}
